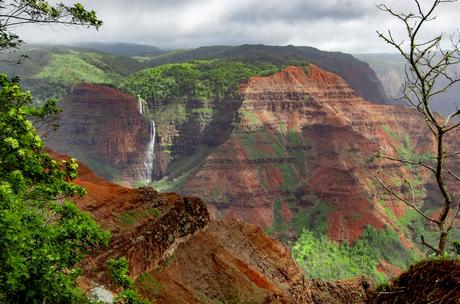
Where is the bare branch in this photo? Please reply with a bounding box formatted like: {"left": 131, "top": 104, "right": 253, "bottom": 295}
{"left": 421, "top": 235, "right": 440, "bottom": 255}
{"left": 379, "top": 154, "right": 436, "bottom": 173}
{"left": 375, "top": 176, "right": 439, "bottom": 224}
{"left": 443, "top": 168, "right": 460, "bottom": 183}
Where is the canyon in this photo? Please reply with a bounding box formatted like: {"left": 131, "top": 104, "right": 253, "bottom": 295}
{"left": 177, "top": 65, "right": 433, "bottom": 243}
{"left": 49, "top": 150, "right": 372, "bottom": 303}
{"left": 43, "top": 53, "right": 460, "bottom": 283}
{"left": 45, "top": 63, "right": 458, "bottom": 244}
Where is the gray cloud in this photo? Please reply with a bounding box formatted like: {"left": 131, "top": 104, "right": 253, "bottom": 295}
{"left": 225, "top": 0, "right": 372, "bottom": 24}
{"left": 13, "top": 0, "right": 460, "bottom": 53}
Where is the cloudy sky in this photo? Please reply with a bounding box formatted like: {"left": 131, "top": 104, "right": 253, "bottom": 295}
{"left": 14, "top": 0, "right": 460, "bottom": 53}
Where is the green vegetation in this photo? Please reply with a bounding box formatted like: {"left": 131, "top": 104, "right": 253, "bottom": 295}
{"left": 136, "top": 273, "right": 163, "bottom": 301}
{"left": 409, "top": 210, "right": 460, "bottom": 256}
{"left": 35, "top": 53, "right": 116, "bottom": 85}
{"left": 240, "top": 109, "right": 262, "bottom": 126}
{"left": 119, "top": 208, "right": 162, "bottom": 225}
{"left": 267, "top": 195, "right": 329, "bottom": 243}
{"left": 167, "top": 145, "right": 215, "bottom": 179}
{"left": 381, "top": 125, "right": 431, "bottom": 166}
{"left": 237, "top": 130, "right": 288, "bottom": 160}
{"left": 294, "top": 199, "right": 330, "bottom": 237}
{"left": 120, "top": 59, "right": 306, "bottom": 102}
{"left": 0, "top": 47, "right": 146, "bottom": 102}
{"left": 287, "top": 128, "right": 303, "bottom": 147}
{"left": 0, "top": 74, "right": 110, "bottom": 303}
{"left": 153, "top": 170, "right": 193, "bottom": 193}
{"left": 109, "top": 257, "right": 147, "bottom": 304}
{"left": 279, "top": 163, "right": 298, "bottom": 192}
{"left": 266, "top": 201, "right": 290, "bottom": 242}
{"left": 151, "top": 101, "right": 187, "bottom": 124}
{"left": 292, "top": 226, "right": 416, "bottom": 283}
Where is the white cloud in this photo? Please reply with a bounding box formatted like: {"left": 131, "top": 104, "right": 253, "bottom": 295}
{"left": 12, "top": 0, "right": 460, "bottom": 53}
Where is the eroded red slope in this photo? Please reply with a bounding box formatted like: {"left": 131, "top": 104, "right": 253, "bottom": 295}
{"left": 49, "top": 150, "right": 371, "bottom": 303}
{"left": 181, "top": 65, "right": 437, "bottom": 244}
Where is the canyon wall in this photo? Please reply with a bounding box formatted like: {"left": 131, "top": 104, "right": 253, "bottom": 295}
{"left": 177, "top": 65, "right": 436, "bottom": 243}
{"left": 51, "top": 151, "right": 371, "bottom": 303}
{"left": 47, "top": 66, "right": 459, "bottom": 247}
{"left": 45, "top": 84, "right": 151, "bottom": 182}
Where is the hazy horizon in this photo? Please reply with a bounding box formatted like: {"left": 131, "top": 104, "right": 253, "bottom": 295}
{"left": 13, "top": 0, "right": 459, "bottom": 54}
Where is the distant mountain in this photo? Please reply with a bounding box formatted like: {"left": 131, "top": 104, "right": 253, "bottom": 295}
{"left": 149, "top": 44, "right": 389, "bottom": 104}
{"left": 76, "top": 42, "right": 165, "bottom": 57}
{"left": 0, "top": 44, "right": 149, "bottom": 101}
{"left": 356, "top": 53, "right": 460, "bottom": 116}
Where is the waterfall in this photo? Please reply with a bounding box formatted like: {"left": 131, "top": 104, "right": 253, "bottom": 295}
{"left": 139, "top": 99, "right": 144, "bottom": 114}
{"left": 138, "top": 97, "right": 155, "bottom": 183}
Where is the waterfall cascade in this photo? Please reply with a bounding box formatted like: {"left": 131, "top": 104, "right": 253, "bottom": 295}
{"left": 138, "top": 97, "right": 156, "bottom": 183}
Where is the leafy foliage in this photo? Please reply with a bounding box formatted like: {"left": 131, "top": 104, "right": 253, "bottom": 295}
{"left": 0, "top": 75, "right": 110, "bottom": 303}
{"left": 35, "top": 53, "right": 116, "bottom": 85}
{"left": 109, "top": 257, "right": 147, "bottom": 304}
{"left": 108, "top": 257, "right": 133, "bottom": 289}
{"left": 292, "top": 226, "right": 416, "bottom": 283}
{"left": 120, "top": 59, "right": 293, "bottom": 102}
{"left": 0, "top": 0, "right": 101, "bottom": 52}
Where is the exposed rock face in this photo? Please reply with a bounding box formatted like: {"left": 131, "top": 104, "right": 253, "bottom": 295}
{"left": 149, "top": 219, "right": 371, "bottom": 304}
{"left": 74, "top": 184, "right": 209, "bottom": 283}
{"left": 148, "top": 96, "right": 243, "bottom": 179}
{"left": 47, "top": 66, "right": 458, "bottom": 247}
{"left": 50, "top": 151, "right": 371, "bottom": 303}
{"left": 45, "top": 83, "right": 151, "bottom": 181}
{"left": 180, "top": 65, "right": 434, "bottom": 243}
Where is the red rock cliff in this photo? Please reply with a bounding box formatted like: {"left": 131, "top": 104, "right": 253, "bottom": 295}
{"left": 45, "top": 83, "right": 151, "bottom": 182}
{"left": 180, "top": 65, "right": 439, "bottom": 243}
{"left": 50, "top": 151, "right": 371, "bottom": 303}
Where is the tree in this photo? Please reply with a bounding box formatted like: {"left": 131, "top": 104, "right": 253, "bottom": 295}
{"left": 376, "top": 0, "right": 460, "bottom": 256}
{"left": 108, "top": 257, "right": 147, "bottom": 304}
{"left": 0, "top": 1, "right": 108, "bottom": 302}
{"left": 0, "top": 74, "right": 110, "bottom": 303}
{"left": 0, "top": 0, "right": 102, "bottom": 52}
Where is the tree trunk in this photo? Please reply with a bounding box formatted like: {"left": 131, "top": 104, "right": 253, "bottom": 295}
{"left": 438, "top": 229, "right": 448, "bottom": 256}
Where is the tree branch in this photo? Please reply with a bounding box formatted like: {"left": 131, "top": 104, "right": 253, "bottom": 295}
{"left": 379, "top": 154, "right": 436, "bottom": 174}
{"left": 375, "top": 176, "right": 439, "bottom": 224}
{"left": 421, "top": 235, "right": 440, "bottom": 254}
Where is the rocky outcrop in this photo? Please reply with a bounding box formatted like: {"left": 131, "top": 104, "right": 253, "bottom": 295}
{"left": 50, "top": 151, "right": 371, "bottom": 303}
{"left": 48, "top": 150, "right": 209, "bottom": 283}
{"left": 45, "top": 83, "right": 151, "bottom": 182}
{"left": 148, "top": 219, "right": 371, "bottom": 303}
